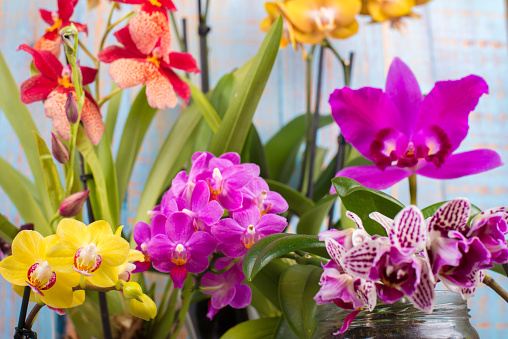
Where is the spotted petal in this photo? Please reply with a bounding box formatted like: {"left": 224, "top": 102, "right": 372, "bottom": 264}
{"left": 390, "top": 206, "right": 425, "bottom": 251}
{"left": 427, "top": 198, "right": 471, "bottom": 234}
{"left": 342, "top": 239, "right": 379, "bottom": 279}
{"left": 369, "top": 212, "right": 394, "bottom": 232}
{"left": 325, "top": 238, "right": 346, "bottom": 267}
{"left": 407, "top": 257, "right": 435, "bottom": 313}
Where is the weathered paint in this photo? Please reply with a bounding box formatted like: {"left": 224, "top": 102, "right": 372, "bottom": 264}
{"left": 1, "top": 0, "right": 508, "bottom": 337}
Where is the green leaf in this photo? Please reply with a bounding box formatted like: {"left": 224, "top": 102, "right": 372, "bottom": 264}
{"left": 421, "top": 201, "right": 482, "bottom": 221}
{"left": 296, "top": 194, "right": 338, "bottom": 235}
{"left": 265, "top": 114, "right": 334, "bottom": 182}
{"left": 94, "top": 130, "right": 120, "bottom": 227}
{"left": 208, "top": 16, "right": 283, "bottom": 155}
{"left": 332, "top": 177, "right": 405, "bottom": 235}
{"left": 76, "top": 127, "right": 115, "bottom": 227}
{"left": 221, "top": 317, "right": 280, "bottom": 339}
{"left": 312, "top": 147, "right": 327, "bottom": 182}
{"left": 312, "top": 154, "right": 337, "bottom": 202}
{"left": 279, "top": 265, "right": 322, "bottom": 339}
{"left": 248, "top": 282, "right": 279, "bottom": 318}
{"left": 248, "top": 259, "right": 290, "bottom": 310}
{"left": 104, "top": 84, "right": 122, "bottom": 144}
{"left": 116, "top": 89, "right": 158, "bottom": 203}
{"left": 0, "top": 214, "right": 19, "bottom": 243}
{"left": 133, "top": 104, "right": 202, "bottom": 230}
{"left": 241, "top": 124, "right": 270, "bottom": 178}
{"left": 243, "top": 233, "right": 324, "bottom": 281}
{"left": 274, "top": 316, "right": 299, "bottom": 339}
{"left": 183, "top": 77, "right": 221, "bottom": 133}
{"left": 0, "top": 50, "right": 53, "bottom": 219}
{"left": 266, "top": 179, "right": 314, "bottom": 217}
{"left": 0, "top": 157, "right": 51, "bottom": 235}
{"left": 33, "top": 132, "right": 64, "bottom": 212}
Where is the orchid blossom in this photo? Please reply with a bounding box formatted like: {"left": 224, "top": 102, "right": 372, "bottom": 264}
{"left": 330, "top": 57, "right": 503, "bottom": 190}
{"left": 19, "top": 45, "right": 104, "bottom": 145}
{"left": 35, "top": 0, "right": 88, "bottom": 57}
{"left": 98, "top": 26, "right": 199, "bottom": 109}
{"left": 361, "top": 0, "right": 432, "bottom": 28}
{"left": 46, "top": 219, "right": 130, "bottom": 287}
{"left": 261, "top": 1, "right": 298, "bottom": 48}
{"left": 0, "top": 231, "right": 80, "bottom": 309}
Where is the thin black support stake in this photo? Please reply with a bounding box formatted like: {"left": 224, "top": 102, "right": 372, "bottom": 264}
{"left": 307, "top": 45, "right": 325, "bottom": 199}
{"left": 79, "top": 154, "right": 112, "bottom": 339}
{"left": 182, "top": 18, "right": 188, "bottom": 53}
{"left": 198, "top": 0, "right": 211, "bottom": 93}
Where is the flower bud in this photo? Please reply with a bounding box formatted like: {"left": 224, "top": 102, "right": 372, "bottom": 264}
{"left": 65, "top": 92, "right": 79, "bottom": 124}
{"left": 123, "top": 282, "right": 143, "bottom": 299}
{"left": 51, "top": 132, "right": 70, "bottom": 164}
{"left": 129, "top": 294, "right": 157, "bottom": 321}
{"left": 59, "top": 190, "right": 89, "bottom": 217}
{"left": 20, "top": 223, "right": 34, "bottom": 231}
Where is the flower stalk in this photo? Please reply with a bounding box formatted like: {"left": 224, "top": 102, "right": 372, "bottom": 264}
{"left": 483, "top": 274, "right": 508, "bottom": 304}
{"left": 25, "top": 304, "right": 45, "bottom": 331}
{"left": 409, "top": 173, "right": 417, "bottom": 205}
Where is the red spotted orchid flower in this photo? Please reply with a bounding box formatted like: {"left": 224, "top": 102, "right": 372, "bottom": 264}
{"left": 98, "top": 26, "right": 199, "bottom": 109}
{"left": 35, "top": 0, "right": 88, "bottom": 57}
{"left": 19, "top": 44, "right": 104, "bottom": 146}
{"left": 330, "top": 57, "right": 503, "bottom": 190}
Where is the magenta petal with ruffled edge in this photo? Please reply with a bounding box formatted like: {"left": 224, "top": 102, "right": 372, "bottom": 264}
{"left": 256, "top": 214, "right": 287, "bottom": 236}
{"left": 218, "top": 187, "right": 244, "bottom": 211}
{"left": 151, "top": 258, "right": 174, "bottom": 273}
{"left": 416, "top": 149, "right": 503, "bottom": 179}
{"left": 416, "top": 75, "right": 489, "bottom": 151}
{"left": 133, "top": 221, "right": 151, "bottom": 247}
{"left": 333, "top": 166, "right": 412, "bottom": 191}
{"left": 132, "top": 261, "right": 151, "bottom": 274}
{"left": 198, "top": 201, "right": 224, "bottom": 229}
{"left": 230, "top": 284, "right": 252, "bottom": 309}
{"left": 376, "top": 283, "right": 404, "bottom": 304}
{"left": 150, "top": 214, "right": 168, "bottom": 236}
{"left": 166, "top": 212, "right": 194, "bottom": 243}
{"left": 212, "top": 219, "right": 245, "bottom": 244}
{"left": 185, "top": 232, "right": 217, "bottom": 260}
{"left": 146, "top": 234, "right": 174, "bottom": 261}
{"left": 385, "top": 57, "right": 422, "bottom": 136}
{"left": 218, "top": 242, "right": 247, "bottom": 258}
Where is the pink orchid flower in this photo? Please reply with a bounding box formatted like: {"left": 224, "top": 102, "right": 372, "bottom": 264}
{"left": 98, "top": 26, "right": 200, "bottom": 109}
{"left": 19, "top": 45, "right": 104, "bottom": 145}
{"left": 35, "top": 0, "right": 88, "bottom": 57}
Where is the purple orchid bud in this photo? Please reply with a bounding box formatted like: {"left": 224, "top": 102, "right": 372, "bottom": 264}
{"left": 65, "top": 91, "right": 79, "bottom": 124}
{"left": 58, "top": 190, "right": 89, "bottom": 217}
{"left": 20, "top": 223, "right": 34, "bottom": 231}
{"left": 201, "top": 258, "right": 252, "bottom": 320}
{"left": 51, "top": 132, "right": 69, "bottom": 164}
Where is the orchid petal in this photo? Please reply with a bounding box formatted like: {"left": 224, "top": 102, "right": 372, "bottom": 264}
{"left": 166, "top": 212, "right": 194, "bottom": 243}
{"left": 98, "top": 46, "right": 140, "bottom": 63}
{"left": 109, "top": 59, "right": 149, "bottom": 89}
{"left": 342, "top": 239, "right": 379, "bottom": 278}
{"left": 369, "top": 212, "right": 394, "bottom": 232}
{"left": 357, "top": 279, "right": 377, "bottom": 311}
{"left": 334, "top": 309, "right": 362, "bottom": 335}
{"left": 145, "top": 68, "right": 178, "bottom": 109}
{"left": 20, "top": 74, "right": 56, "bottom": 103}
{"left": 428, "top": 198, "right": 470, "bottom": 234}
{"left": 333, "top": 166, "right": 411, "bottom": 191}
{"left": 230, "top": 284, "right": 252, "bottom": 309}
{"left": 346, "top": 211, "right": 364, "bottom": 229}
{"left": 407, "top": 258, "right": 435, "bottom": 313}
{"left": 390, "top": 205, "right": 425, "bottom": 250}
{"left": 325, "top": 238, "right": 346, "bottom": 267}
{"left": 147, "top": 234, "right": 173, "bottom": 261}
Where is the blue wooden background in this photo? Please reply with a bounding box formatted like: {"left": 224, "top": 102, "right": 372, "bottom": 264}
{"left": 1, "top": 0, "right": 508, "bottom": 337}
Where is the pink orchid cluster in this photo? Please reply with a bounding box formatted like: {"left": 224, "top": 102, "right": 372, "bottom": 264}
{"left": 316, "top": 199, "right": 508, "bottom": 335}
{"left": 20, "top": 0, "right": 199, "bottom": 147}
{"left": 133, "top": 152, "right": 289, "bottom": 319}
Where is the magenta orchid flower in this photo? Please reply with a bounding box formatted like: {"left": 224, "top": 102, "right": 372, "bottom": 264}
{"left": 19, "top": 45, "right": 104, "bottom": 145}
{"left": 201, "top": 258, "right": 252, "bottom": 320}
{"left": 330, "top": 57, "right": 503, "bottom": 190}
{"left": 467, "top": 207, "right": 508, "bottom": 264}
{"left": 35, "top": 0, "right": 88, "bottom": 57}
{"left": 147, "top": 212, "right": 217, "bottom": 288}
{"left": 241, "top": 177, "right": 288, "bottom": 216}
{"left": 98, "top": 26, "right": 199, "bottom": 109}
{"left": 212, "top": 205, "right": 287, "bottom": 258}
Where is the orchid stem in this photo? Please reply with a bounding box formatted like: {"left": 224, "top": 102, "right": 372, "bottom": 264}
{"left": 192, "top": 251, "right": 225, "bottom": 292}
{"left": 26, "top": 304, "right": 45, "bottom": 331}
{"left": 409, "top": 173, "right": 417, "bottom": 205}
{"left": 169, "top": 278, "right": 193, "bottom": 339}
{"left": 484, "top": 274, "right": 508, "bottom": 303}
{"left": 198, "top": 0, "right": 211, "bottom": 93}
{"left": 307, "top": 44, "right": 325, "bottom": 199}
{"left": 78, "top": 40, "right": 98, "bottom": 63}
{"left": 98, "top": 87, "right": 122, "bottom": 108}
{"left": 72, "top": 284, "right": 117, "bottom": 293}
{"left": 170, "top": 11, "right": 185, "bottom": 52}
{"left": 17, "top": 286, "right": 31, "bottom": 330}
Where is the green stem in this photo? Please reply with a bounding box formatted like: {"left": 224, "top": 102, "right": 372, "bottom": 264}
{"left": 409, "top": 173, "right": 417, "bottom": 205}
{"left": 170, "top": 11, "right": 185, "bottom": 52}
{"left": 192, "top": 251, "right": 225, "bottom": 292}
{"left": 98, "top": 87, "right": 122, "bottom": 108}
{"left": 78, "top": 40, "right": 98, "bottom": 63}
{"left": 169, "top": 278, "right": 193, "bottom": 339}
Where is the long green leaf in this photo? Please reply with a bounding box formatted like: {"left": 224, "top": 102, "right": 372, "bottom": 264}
{"left": 241, "top": 125, "right": 270, "bottom": 178}
{"left": 274, "top": 316, "right": 299, "bottom": 339}
{"left": 0, "top": 157, "right": 51, "bottom": 235}
{"left": 332, "top": 177, "right": 405, "bottom": 235}
{"left": 116, "top": 89, "right": 158, "bottom": 203}
{"left": 104, "top": 84, "right": 123, "bottom": 144}
{"left": 183, "top": 77, "right": 221, "bottom": 133}
{"left": 221, "top": 317, "right": 280, "bottom": 339}
{"left": 0, "top": 214, "right": 19, "bottom": 243}
{"left": 266, "top": 179, "right": 314, "bottom": 217}
{"left": 76, "top": 127, "right": 115, "bottom": 227}
{"left": 265, "top": 114, "right": 334, "bottom": 182}
{"left": 133, "top": 105, "right": 202, "bottom": 229}
{"left": 33, "top": 132, "right": 64, "bottom": 211}
{"left": 296, "top": 194, "right": 338, "bottom": 235}
{"left": 279, "top": 265, "right": 322, "bottom": 338}
{"left": 248, "top": 259, "right": 289, "bottom": 311}
{"left": 243, "top": 234, "right": 324, "bottom": 281}
{"left": 0, "top": 50, "right": 53, "bottom": 219}
{"left": 208, "top": 16, "right": 283, "bottom": 155}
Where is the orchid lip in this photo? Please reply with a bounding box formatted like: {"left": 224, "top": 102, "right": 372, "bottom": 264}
{"left": 74, "top": 244, "right": 102, "bottom": 275}
{"left": 26, "top": 261, "right": 57, "bottom": 296}
{"left": 171, "top": 244, "right": 190, "bottom": 265}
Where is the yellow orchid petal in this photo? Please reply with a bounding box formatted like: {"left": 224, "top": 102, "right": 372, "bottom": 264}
{"left": 0, "top": 256, "right": 30, "bottom": 286}
{"left": 284, "top": 0, "right": 319, "bottom": 33}
{"left": 11, "top": 230, "right": 44, "bottom": 264}
{"left": 293, "top": 29, "right": 325, "bottom": 45}
{"left": 70, "top": 290, "right": 85, "bottom": 307}
{"left": 367, "top": 0, "right": 415, "bottom": 22}
{"left": 88, "top": 220, "right": 114, "bottom": 245}
{"left": 40, "top": 276, "right": 74, "bottom": 309}
{"left": 329, "top": 19, "right": 359, "bottom": 39}
{"left": 96, "top": 234, "right": 130, "bottom": 267}
{"left": 115, "top": 225, "right": 124, "bottom": 237}
{"left": 85, "top": 264, "right": 118, "bottom": 287}
{"left": 44, "top": 235, "right": 60, "bottom": 251}
{"left": 128, "top": 249, "right": 145, "bottom": 263}
{"left": 46, "top": 244, "right": 76, "bottom": 274}
{"left": 323, "top": 0, "right": 362, "bottom": 26}
{"left": 56, "top": 271, "right": 81, "bottom": 287}
{"left": 56, "top": 218, "right": 88, "bottom": 251}
{"left": 129, "top": 294, "right": 157, "bottom": 321}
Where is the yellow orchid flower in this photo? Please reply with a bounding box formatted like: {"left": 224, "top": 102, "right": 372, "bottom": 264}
{"left": 46, "top": 219, "right": 130, "bottom": 288}
{"left": 13, "top": 284, "right": 85, "bottom": 314}
{"left": 129, "top": 294, "right": 157, "bottom": 321}
{"left": 0, "top": 231, "right": 80, "bottom": 309}
{"left": 361, "top": 0, "right": 432, "bottom": 27}
{"left": 283, "top": 0, "right": 362, "bottom": 44}
{"left": 261, "top": 1, "right": 298, "bottom": 48}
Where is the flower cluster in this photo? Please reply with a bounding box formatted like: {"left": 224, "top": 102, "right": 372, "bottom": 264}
{"left": 0, "top": 219, "right": 156, "bottom": 320}
{"left": 316, "top": 199, "right": 508, "bottom": 335}
{"left": 133, "top": 151, "right": 289, "bottom": 319}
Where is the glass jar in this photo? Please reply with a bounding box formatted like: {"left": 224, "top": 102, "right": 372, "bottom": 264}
{"left": 314, "top": 290, "right": 479, "bottom": 338}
